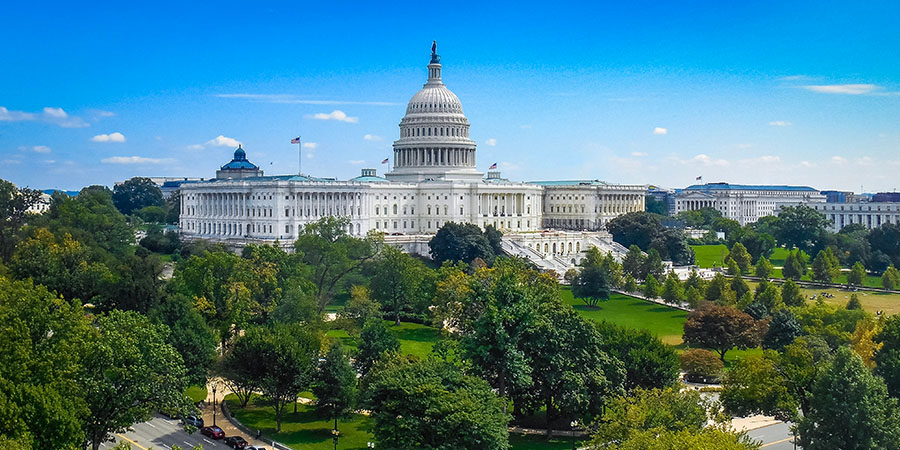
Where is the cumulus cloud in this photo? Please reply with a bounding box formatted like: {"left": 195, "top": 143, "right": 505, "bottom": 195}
{"left": 681, "top": 154, "right": 729, "bottom": 167}
{"left": 0, "top": 106, "right": 88, "bottom": 127}
{"left": 306, "top": 110, "right": 358, "bottom": 123}
{"left": 91, "top": 132, "right": 126, "bottom": 143}
{"left": 363, "top": 134, "right": 382, "bottom": 141}
{"left": 205, "top": 135, "right": 242, "bottom": 147}
{"left": 631, "top": 152, "right": 647, "bottom": 157}
{"left": 485, "top": 138, "right": 497, "bottom": 146}
{"left": 802, "top": 84, "right": 880, "bottom": 95}
{"left": 831, "top": 156, "right": 848, "bottom": 164}
{"left": 769, "top": 121, "right": 792, "bottom": 126}
{"left": 43, "top": 107, "right": 67, "bottom": 118}
{"left": 32, "top": 145, "right": 51, "bottom": 153}
{"left": 0, "top": 106, "right": 37, "bottom": 121}
{"left": 653, "top": 127, "right": 668, "bottom": 135}
{"left": 302, "top": 142, "right": 318, "bottom": 149}
{"left": 101, "top": 156, "right": 172, "bottom": 164}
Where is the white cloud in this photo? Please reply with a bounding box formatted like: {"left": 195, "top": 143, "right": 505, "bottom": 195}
{"left": 32, "top": 145, "right": 51, "bottom": 153}
{"left": 739, "top": 155, "right": 781, "bottom": 165}
{"left": 653, "top": 127, "right": 668, "bottom": 135}
{"left": 769, "top": 121, "right": 792, "bottom": 126}
{"left": 91, "top": 132, "right": 126, "bottom": 143}
{"left": 186, "top": 144, "right": 205, "bottom": 150}
{"left": 0, "top": 106, "right": 37, "bottom": 121}
{"left": 682, "top": 154, "right": 729, "bottom": 167}
{"left": 302, "top": 142, "right": 318, "bottom": 149}
{"left": 363, "top": 134, "right": 382, "bottom": 141}
{"left": 780, "top": 75, "right": 810, "bottom": 81}
{"left": 216, "top": 94, "right": 397, "bottom": 106}
{"left": 831, "top": 156, "right": 848, "bottom": 164}
{"left": 101, "top": 156, "right": 172, "bottom": 164}
{"left": 802, "top": 84, "right": 880, "bottom": 95}
{"left": 485, "top": 138, "right": 497, "bottom": 146}
{"left": 205, "top": 135, "right": 242, "bottom": 147}
{"left": 856, "top": 156, "right": 875, "bottom": 166}
{"left": 631, "top": 152, "right": 647, "bottom": 157}
{"left": 306, "top": 110, "right": 358, "bottom": 123}
{"left": 349, "top": 159, "right": 365, "bottom": 165}
{"left": 43, "top": 107, "right": 67, "bottom": 118}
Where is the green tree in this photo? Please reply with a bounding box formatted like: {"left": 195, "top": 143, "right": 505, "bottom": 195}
{"left": 684, "top": 269, "right": 704, "bottom": 291}
{"left": 782, "top": 250, "right": 807, "bottom": 280}
{"left": 112, "top": 177, "right": 165, "bottom": 216}
{"left": 705, "top": 273, "right": 729, "bottom": 302}
{"left": 337, "top": 285, "right": 382, "bottom": 334}
{"left": 683, "top": 303, "right": 764, "bottom": 362}
{"left": 661, "top": 272, "right": 683, "bottom": 305}
{"left": 606, "top": 211, "right": 663, "bottom": 251}
{"left": 650, "top": 228, "right": 695, "bottom": 266}
{"left": 590, "top": 387, "right": 708, "bottom": 447}
{"left": 355, "top": 318, "right": 401, "bottom": 376}
{"left": 642, "top": 274, "right": 660, "bottom": 299}
{"left": 684, "top": 286, "right": 703, "bottom": 309}
{"left": 763, "top": 309, "right": 801, "bottom": 350}
{"left": 846, "top": 293, "right": 863, "bottom": 310}
{"left": 81, "top": 310, "right": 189, "bottom": 450}
{"left": 256, "top": 323, "right": 321, "bottom": 432}
{"left": 811, "top": 247, "right": 841, "bottom": 284}
{"left": 882, "top": 265, "right": 900, "bottom": 290}
{"left": 222, "top": 327, "right": 268, "bottom": 408}
{"left": 739, "top": 229, "right": 776, "bottom": 262}
{"left": 754, "top": 282, "right": 781, "bottom": 312}
{"left": 730, "top": 272, "right": 751, "bottom": 300}
{"left": 754, "top": 256, "right": 774, "bottom": 279}
{"left": 484, "top": 224, "right": 504, "bottom": 256}
{"left": 572, "top": 247, "right": 615, "bottom": 306}
{"left": 727, "top": 242, "right": 753, "bottom": 274}
{"left": 680, "top": 348, "right": 724, "bottom": 383}
{"left": 595, "top": 321, "right": 680, "bottom": 391}
{"left": 781, "top": 279, "right": 805, "bottom": 307}
{"left": 369, "top": 246, "right": 435, "bottom": 325}
{"left": 875, "top": 315, "right": 900, "bottom": 398}
{"left": 622, "top": 245, "right": 646, "bottom": 280}
{"left": 643, "top": 248, "right": 664, "bottom": 280}
{"left": 603, "top": 427, "right": 760, "bottom": 450}
{"left": 149, "top": 294, "right": 218, "bottom": 386}
{"left": 798, "top": 346, "right": 900, "bottom": 449}
{"left": 363, "top": 357, "right": 511, "bottom": 450}
{"left": 623, "top": 274, "right": 638, "bottom": 293}
{"left": 295, "top": 216, "right": 380, "bottom": 310}
{"left": 428, "top": 221, "right": 496, "bottom": 265}
{"left": 793, "top": 301, "right": 866, "bottom": 349}
{"left": 312, "top": 341, "right": 358, "bottom": 435}
{"left": 848, "top": 261, "right": 867, "bottom": 286}
{"left": 774, "top": 205, "right": 830, "bottom": 253}
{"left": 0, "top": 179, "right": 42, "bottom": 262}
{"left": 43, "top": 186, "right": 133, "bottom": 256}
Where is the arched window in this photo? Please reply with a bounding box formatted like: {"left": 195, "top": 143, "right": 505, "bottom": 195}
{"left": 393, "top": 204, "right": 398, "bottom": 214}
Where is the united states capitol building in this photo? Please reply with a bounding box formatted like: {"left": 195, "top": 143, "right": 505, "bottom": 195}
{"left": 178, "top": 44, "right": 645, "bottom": 270}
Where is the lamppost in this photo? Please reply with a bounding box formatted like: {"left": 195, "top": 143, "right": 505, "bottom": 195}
{"left": 212, "top": 380, "right": 222, "bottom": 427}
{"left": 570, "top": 420, "right": 577, "bottom": 450}
{"left": 331, "top": 427, "right": 340, "bottom": 450}
{"left": 367, "top": 442, "right": 375, "bottom": 448}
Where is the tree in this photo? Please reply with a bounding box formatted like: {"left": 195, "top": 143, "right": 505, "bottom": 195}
{"left": 754, "top": 282, "right": 781, "bottom": 312}
{"left": 0, "top": 276, "right": 92, "bottom": 450}
{"left": 739, "top": 229, "right": 776, "bottom": 262}
{"left": 363, "top": 357, "right": 511, "bottom": 450}
{"left": 798, "top": 347, "right": 900, "bottom": 449}
{"left": 643, "top": 248, "right": 664, "bottom": 280}
{"left": 595, "top": 321, "right": 680, "bottom": 391}
{"left": 684, "top": 286, "right": 703, "bottom": 309}
{"left": 811, "top": 247, "right": 841, "bottom": 284}
{"left": 622, "top": 245, "right": 646, "bottom": 280}
{"left": 763, "top": 309, "right": 801, "bottom": 350}
{"left": 774, "top": 205, "right": 830, "bottom": 253}
{"left": 606, "top": 212, "right": 663, "bottom": 251}
{"left": 882, "top": 265, "right": 900, "bottom": 290}
{"left": 679, "top": 348, "right": 723, "bottom": 383}
{"left": 650, "top": 228, "right": 695, "bottom": 266}
{"left": 868, "top": 223, "right": 900, "bottom": 268}
{"left": 642, "top": 274, "right": 659, "bottom": 299}
{"left": 754, "top": 256, "right": 774, "bottom": 279}
{"left": 44, "top": 185, "right": 133, "bottom": 256}
{"left": 782, "top": 250, "right": 807, "bottom": 280}
{"left": 599, "top": 427, "right": 760, "bottom": 450}
{"left": 81, "top": 310, "right": 189, "bottom": 450}
{"left": 369, "top": 246, "right": 435, "bottom": 325}
{"left": 661, "top": 272, "right": 683, "bottom": 305}
{"left": 256, "top": 323, "right": 320, "bottom": 432}
{"left": 683, "top": 304, "right": 765, "bottom": 362}
{"left": 850, "top": 315, "right": 883, "bottom": 369}
{"left": 623, "top": 274, "right": 638, "bottom": 293}
{"left": 0, "top": 179, "right": 42, "bottom": 262}
{"left": 150, "top": 294, "right": 217, "bottom": 386}
{"left": 730, "top": 272, "right": 751, "bottom": 300}
{"left": 704, "top": 273, "right": 729, "bottom": 302}
{"left": 295, "top": 216, "right": 379, "bottom": 310}
{"left": 590, "top": 387, "right": 708, "bottom": 447}
{"left": 222, "top": 327, "right": 268, "bottom": 408}
{"left": 572, "top": 247, "right": 614, "bottom": 306}
{"left": 484, "top": 224, "right": 504, "bottom": 256}
{"left": 849, "top": 261, "right": 867, "bottom": 286}
{"left": 793, "top": 301, "right": 866, "bottom": 349}
{"left": 428, "top": 221, "right": 496, "bottom": 266}
{"left": 727, "top": 242, "right": 752, "bottom": 274}
{"left": 312, "top": 341, "right": 358, "bottom": 435}
{"left": 112, "top": 177, "right": 165, "bottom": 216}
{"left": 875, "top": 315, "right": 900, "bottom": 398}
{"left": 337, "top": 286, "right": 381, "bottom": 334}
{"left": 355, "top": 318, "right": 401, "bottom": 376}
{"left": 726, "top": 258, "right": 741, "bottom": 276}
{"left": 781, "top": 279, "right": 805, "bottom": 307}
{"left": 644, "top": 195, "right": 668, "bottom": 215}
{"left": 846, "top": 293, "right": 862, "bottom": 310}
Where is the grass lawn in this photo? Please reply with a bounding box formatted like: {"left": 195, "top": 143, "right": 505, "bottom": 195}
{"left": 225, "top": 394, "right": 373, "bottom": 450}
{"left": 561, "top": 289, "right": 688, "bottom": 345}
{"left": 746, "top": 280, "right": 900, "bottom": 315}
{"left": 327, "top": 320, "right": 440, "bottom": 358}
{"left": 185, "top": 385, "right": 207, "bottom": 403}
{"left": 691, "top": 245, "right": 799, "bottom": 269}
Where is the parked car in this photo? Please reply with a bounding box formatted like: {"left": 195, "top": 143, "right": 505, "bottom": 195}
{"left": 224, "top": 436, "right": 248, "bottom": 449}
{"left": 181, "top": 415, "right": 203, "bottom": 428}
{"left": 246, "top": 447, "right": 267, "bottom": 450}
{"left": 200, "top": 426, "right": 225, "bottom": 439}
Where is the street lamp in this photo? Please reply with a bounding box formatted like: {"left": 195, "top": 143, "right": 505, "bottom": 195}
{"left": 212, "top": 380, "right": 223, "bottom": 427}
{"left": 570, "top": 420, "right": 577, "bottom": 450}
{"left": 331, "top": 427, "right": 340, "bottom": 450}
{"left": 367, "top": 442, "right": 375, "bottom": 448}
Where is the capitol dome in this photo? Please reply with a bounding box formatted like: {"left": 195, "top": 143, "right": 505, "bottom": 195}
{"left": 385, "top": 42, "right": 482, "bottom": 183}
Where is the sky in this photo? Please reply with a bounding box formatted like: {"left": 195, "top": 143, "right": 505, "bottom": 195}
{"left": 2, "top": 0, "right": 899, "bottom": 192}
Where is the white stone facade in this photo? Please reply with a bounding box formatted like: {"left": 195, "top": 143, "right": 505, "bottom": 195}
{"left": 535, "top": 182, "right": 646, "bottom": 230}
{"left": 674, "top": 183, "right": 825, "bottom": 225}
{"left": 811, "top": 202, "right": 900, "bottom": 232}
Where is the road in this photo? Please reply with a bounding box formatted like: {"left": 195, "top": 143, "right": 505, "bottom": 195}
{"left": 100, "top": 415, "right": 245, "bottom": 450}
{"left": 747, "top": 421, "right": 797, "bottom": 449}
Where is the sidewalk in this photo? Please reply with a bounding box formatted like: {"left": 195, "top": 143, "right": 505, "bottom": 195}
{"left": 201, "top": 383, "right": 271, "bottom": 448}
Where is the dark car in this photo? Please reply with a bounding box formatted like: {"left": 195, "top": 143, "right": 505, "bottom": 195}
{"left": 246, "top": 447, "right": 267, "bottom": 450}
{"left": 181, "top": 415, "right": 203, "bottom": 428}
{"left": 200, "top": 426, "right": 225, "bottom": 439}
{"left": 225, "top": 436, "right": 248, "bottom": 449}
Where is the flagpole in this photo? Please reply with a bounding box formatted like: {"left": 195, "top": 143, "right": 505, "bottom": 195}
{"left": 298, "top": 136, "right": 302, "bottom": 176}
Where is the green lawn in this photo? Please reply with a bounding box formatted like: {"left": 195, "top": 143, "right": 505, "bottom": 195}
{"left": 327, "top": 320, "right": 440, "bottom": 358}
{"left": 185, "top": 385, "right": 207, "bottom": 403}
{"left": 226, "top": 394, "right": 374, "bottom": 450}
{"left": 561, "top": 289, "right": 688, "bottom": 345}
{"left": 692, "top": 244, "right": 729, "bottom": 268}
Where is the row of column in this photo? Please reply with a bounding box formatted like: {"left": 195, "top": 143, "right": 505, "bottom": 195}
{"left": 394, "top": 147, "right": 474, "bottom": 167}
{"left": 479, "top": 193, "right": 529, "bottom": 216}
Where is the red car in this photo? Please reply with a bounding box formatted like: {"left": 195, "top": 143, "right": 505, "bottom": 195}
{"left": 200, "top": 426, "right": 225, "bottom": 439}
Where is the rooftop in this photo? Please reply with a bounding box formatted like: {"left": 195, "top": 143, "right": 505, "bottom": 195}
{"left": 528, "top": 179, "right": 610, "bottom": 186}
{"left": 685, "top": 182, "right": 817, "bottom": 192}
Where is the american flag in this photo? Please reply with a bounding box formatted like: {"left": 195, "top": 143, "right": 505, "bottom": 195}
{"left": 696, "top": 175, "right": 702, "bottom": 181}
{"left": 381, "top": 158, "right": 389, "bottom": 164}
{"left": 489, "top": 162, "right": 497, "bottom": 169}
{"left": 290, "top": 136, "right": 301, "bottom": 144}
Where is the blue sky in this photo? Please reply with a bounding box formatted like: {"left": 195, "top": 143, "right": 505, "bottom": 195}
{"left": 2, "top": 0, "right": 899, "bottom": 192}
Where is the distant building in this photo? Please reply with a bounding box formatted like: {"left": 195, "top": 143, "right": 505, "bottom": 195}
{"left": 647, "top": 186, "right": 676, "bottom": 215}
{"left": 674, "top": 182, "right": 825, "bottom": 225}
{"left": 873, "top": 192, "right": 900, "bottom": 203}
{"left": 811, "top": 201, "right": 900, "bottom": 232}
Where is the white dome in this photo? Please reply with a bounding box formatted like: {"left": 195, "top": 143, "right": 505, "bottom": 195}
{"left": 405, "top": 85, "right": 464, "bottom": 115}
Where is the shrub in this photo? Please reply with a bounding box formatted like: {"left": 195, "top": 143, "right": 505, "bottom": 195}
{"left": 680, "top": 348, "right": 724, "bottom": 384}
